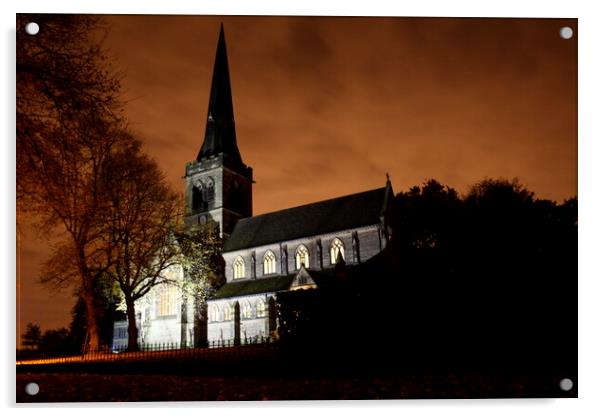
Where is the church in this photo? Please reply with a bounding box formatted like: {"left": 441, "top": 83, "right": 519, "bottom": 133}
{"left": 112, "top": 25, "right": 394, "bottom": 350}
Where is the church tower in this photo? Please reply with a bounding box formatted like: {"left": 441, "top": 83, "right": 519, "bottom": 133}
{"left": 184, "top": 24, "right": 253, "bottom": 237}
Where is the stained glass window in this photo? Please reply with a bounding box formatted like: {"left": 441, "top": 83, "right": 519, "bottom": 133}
{"left": 330, "top": 238, "right": 345, "bottom": 264}
{"left": 233, "top": 256, "right": 245, "bottom": 279}
{"left": 256, "top": 298, "right": 267, "bottom": 318}
{"left": 263, "top": 250, "right": 276, "bottom": 275}
{"left": 242, "top": 301, "right": 253, "bottom": 319}
{"left": 295, "top": 245, "right": 310, "bottom": 270}
{"left": 224, "top": 304, "right": 233, "bottom": 321}
{"left": 209, "top": 304, "right": 220, "bottom": 322}
{"left": 156, "top": 284, "right": 177, "bottom": 317}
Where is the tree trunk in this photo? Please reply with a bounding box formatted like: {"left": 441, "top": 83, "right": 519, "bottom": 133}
{"left": 81, "top": 289, "right": 100, "bottom": 352}
{"left": 124, "top": 294, "right": 139, "bottom": 352}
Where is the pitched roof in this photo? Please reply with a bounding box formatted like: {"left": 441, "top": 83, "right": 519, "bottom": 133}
{"left": 212, "top": 275, "right": 295, "bottom": 299}
{"left": 223, "top": 187, "right": 387, "bottom": 252}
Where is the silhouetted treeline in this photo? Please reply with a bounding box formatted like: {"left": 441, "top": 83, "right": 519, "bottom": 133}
{"left": 19, "top": 289, "right": 122, "bottom": 357}
{"left": 277, "top": 178, "right": 577, "bottom": 378}
{"left": 20, "top": 323, "right": 77, "bottom": 357}
{"left": 68, "top": 288, "right": 124, "bottom": 352}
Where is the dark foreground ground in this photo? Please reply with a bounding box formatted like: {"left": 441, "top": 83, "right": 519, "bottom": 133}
{"left": 16, "top": 372, "right": 576, "bottom": 402}
{"left": 16, "top": 344, "right": 576, "bottom": 402}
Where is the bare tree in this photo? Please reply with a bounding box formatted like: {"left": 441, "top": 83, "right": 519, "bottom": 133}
{"left": 16, "top": 14, "right": 121, "bottom": 212}
{"left": 17, "top": 14, "right": 124, "bottom": 352}
{"left": 35, "top": 121, "right": 136, "bottom": 352}
{"left": 21, "top": 323, "right": 42, "bottom": 350}
{"left": 99, "top": 143, "right": 181, "bottom": 351}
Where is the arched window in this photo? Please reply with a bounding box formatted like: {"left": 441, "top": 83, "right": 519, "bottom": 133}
{"left": 263, "top": 250, "right": 276, "bottom": 275}
{"left": 156, "top": 284, "right": 177, "bottom": 317}
{"left": 192, "top": 183, "right": 204, "bottom": 211}
{"left": 330, "top": 238, "right": 345, "bottom": 264}
{"left": 206, "top": 177, "right": 215, "bottom": 205}
{"left": 295, "top": 245, "right": 310, "bottom": 270}
{"left": 209, "top": 304, "right": 220, "bottom": 322}
{"left": 233, "top": 256, "right": 245, "bottom": 279}
{"left": 256, "top": 298, "right": 267, "bottom": 318}
{"left": 242, "top": 301, "right": 253, "bottom": 319}
{"left": 223, "top": 304, "right": 233, "bottom": 321}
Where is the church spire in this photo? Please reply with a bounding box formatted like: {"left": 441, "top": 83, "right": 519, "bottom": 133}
{"left": 197, "top": 24, "right": 243, "bottom": 165}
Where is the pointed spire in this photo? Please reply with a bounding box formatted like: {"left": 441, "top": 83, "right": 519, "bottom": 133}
{"left": 197, "top": 24, "right": 243, "bottom": 165}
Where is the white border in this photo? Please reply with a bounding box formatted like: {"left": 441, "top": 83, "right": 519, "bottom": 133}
{"left": 4, "top": 1, "right": 601, "bottom": 415}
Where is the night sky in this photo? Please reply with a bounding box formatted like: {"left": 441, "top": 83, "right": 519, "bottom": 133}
{"left": 17, "top": 15, "right": 577, "bottom": 342}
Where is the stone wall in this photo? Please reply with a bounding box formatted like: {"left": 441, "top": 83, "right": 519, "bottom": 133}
{"left": 222, "top": 224, "right": 382, "bottom": 282}
{"left": 207, "top": 294, "right": 275, "bottom": 345}
{"left": 184, "top": 157, "right": 253, "bottom": 236}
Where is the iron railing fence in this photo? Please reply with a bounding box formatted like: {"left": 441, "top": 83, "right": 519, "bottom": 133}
{"left": 16, "top": 336, "right": 277, "bottom": 366}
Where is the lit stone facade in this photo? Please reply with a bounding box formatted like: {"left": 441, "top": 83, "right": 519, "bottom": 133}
{"left": 221, "top": 225, "right": 384, "bottom": 282}
{"left": 112, "top": 265, "right": 195, "bottom": 350}
{"left": 205, "top": 223, "right": 387, "bottom": 346}
{"left": 207, "top": 294, "right": 276, "bottom": 345}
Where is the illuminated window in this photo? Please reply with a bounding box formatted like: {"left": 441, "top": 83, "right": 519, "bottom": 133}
{"left": 263, "top": 250, "right": 276, "bottom": 275}
{"left": 242, "top": 301, "right": 253, "bottom": 319}
{"left": 233, "top": 256, "right": 245, "bottom": 279}
{"left": 295, "top": 245, "right": 310, "bottom": 270}
{"left": 256, "top": 298, "right": 267, "bottom": 318}
{"left": 156, "top": 284, "right": 177, "bottom": 317}
{"left": 209, "top": 304, "right": 220, "bottom": 322}
{"left": 115, "top": 327, "right": 127, "bottom": 339}
{"left": 223, "top": 304, "right": 233, "bottom": 321}
{"left": 330, "top": 238, "right": 345, "bottom": 264}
